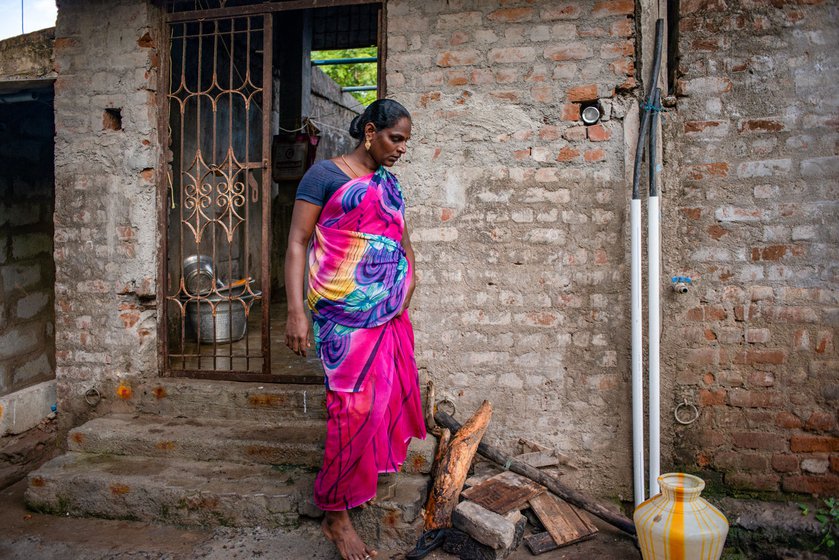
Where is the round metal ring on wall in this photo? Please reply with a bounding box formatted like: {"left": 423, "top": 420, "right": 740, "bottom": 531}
{"left": 674, "top": 399, "right": 700, "bottom": 425}
{"left": 84, "top": 388, "right": 102, "bottom": 407}
{"left": 436, "top": 398, "right": 456, "bottom": 417}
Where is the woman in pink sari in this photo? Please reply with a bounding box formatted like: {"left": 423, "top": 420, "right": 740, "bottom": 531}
{"left": 285, "top": 99, "right": 426, "bottom": 560}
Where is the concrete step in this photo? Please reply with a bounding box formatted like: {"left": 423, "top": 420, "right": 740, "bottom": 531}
{"left": 133, "top": 379, "right": 327, "bottom": 421}
{"left": 25, "top": 452, "right": 317, "bottom": 528}
{"left": 25, "top": 451, "right": 430, "bottom": 543}
{"left": 68, "top": 414, "right": 326, "bottom": 468}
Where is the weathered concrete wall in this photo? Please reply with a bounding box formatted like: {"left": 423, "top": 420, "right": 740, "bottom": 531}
{"left": 52, "top": 0, "right": 163, "bottom": 427}
{"left": 0, "top": 28, "right": 55, "bottom": 81}
{"left": 663, "top": 0, "right": 839, "bottom": 496}
{"left": 0, "top": 100, "right": 56, "bottom": 398}
{"left": 387, "top": 0, "right": 639, "bottom": 496}
{"left": 310, "top": 67, "right": 363, "bottom": 162}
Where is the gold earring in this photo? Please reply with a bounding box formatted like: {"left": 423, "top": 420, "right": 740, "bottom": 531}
{"left": 365, "top": 139, "right": 372, "bottom": 151}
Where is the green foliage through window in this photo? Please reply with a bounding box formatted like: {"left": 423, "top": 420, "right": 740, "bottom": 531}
{"left": 312, "top": 47, "right": 378, "bottom": 106}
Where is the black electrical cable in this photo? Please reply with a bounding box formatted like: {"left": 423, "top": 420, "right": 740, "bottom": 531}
{"left": 631, "top": 19, "right": 665, "bottom": 200}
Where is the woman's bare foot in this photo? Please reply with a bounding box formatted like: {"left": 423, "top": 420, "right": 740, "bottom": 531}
{"left": 322, "top": 511, "right": 377, "bottom": 560}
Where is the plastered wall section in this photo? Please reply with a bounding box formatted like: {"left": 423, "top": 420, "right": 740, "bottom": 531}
{"left": 663, "top": 0, "right": 839, "bottom": 496}
{"left": 387, "top": 0, "right": 639, "bottom": 497}
{"left": 52, "top": 0, "right": 163, "bottom": 427}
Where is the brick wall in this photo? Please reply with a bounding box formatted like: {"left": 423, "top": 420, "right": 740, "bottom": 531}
{"left": 663, "top": 0, "right": 839, "bottom": 496}
{"left": 387, "top": 0, "right": 639, "bottom": 496}
{"left": 52, "top": 0, "right": 163, "bottom": 426}
{"left": 0, "top": 100, "right": 56, "bottom": 397}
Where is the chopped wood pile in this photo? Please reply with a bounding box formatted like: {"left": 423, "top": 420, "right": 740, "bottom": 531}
{"left": 407, "top": 400, "right": 635, "bottom": 560}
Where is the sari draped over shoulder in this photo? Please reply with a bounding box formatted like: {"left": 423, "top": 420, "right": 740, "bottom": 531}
{"left": 307, "top": 166, "right": 426, "bottom": 511}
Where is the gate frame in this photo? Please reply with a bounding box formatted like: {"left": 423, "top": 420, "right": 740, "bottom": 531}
{"left": 157, "top": 0, "right": 384, "bottom": 383}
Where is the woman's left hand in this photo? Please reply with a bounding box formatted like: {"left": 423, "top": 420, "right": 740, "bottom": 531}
{"left": 398, "top": 274, "right": 415, "bottom": 317}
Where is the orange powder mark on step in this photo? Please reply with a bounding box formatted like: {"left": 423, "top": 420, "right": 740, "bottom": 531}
{"left": 110, "top": 484, "right": 130, "bottom": 495}
{"left": 152, "top": 386, "right": 167, "bottom": 399}
{"left": 70, "top": 432, "right": 85, "bottom": 444}
{"left": 116, "top": 383, "right": 133, "bottom": 400}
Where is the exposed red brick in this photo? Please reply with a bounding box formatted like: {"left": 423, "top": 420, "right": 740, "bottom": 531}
{"left": 545, "top": 44, "right": 593, "bottom": 61}
{"left": 790, "top": 436, "right": 839, "bottom": 453}
{"left": 684, "top": 120, "right": 724, "bottom": 134}
{"left": 739, "top": 119, "right": 785, "bottom": 133}
{"left": 610, "top": 58, "right": 634, "bottom": 77}
{"left": 446, "top": 71, "right": 469, "bottom": 86}
{"left": 782, "top": 474, "right": 839, "bottom": 495}
{"left": 772, "top": 454, "right": 800, "bottom": 473}
{"left": 587, "top": 123, "right": 612, "bottom": 142}
{"left": 539, "top": 126, "right": 561, "bottom": 141}
{"left": 705, "top": 306, "right": 727, "bottom": 321}
{"left": 560, "top": 103, "right": 581, "bottom": 121}
{"left": 699, "top": 388, "right": 726, "bottom": 406}
{"left": 592, "top": 0, "right": 634, "bottom": 17}
{"left": 556, "top": 147, "right": 580, "bottom": 162}
{"left": 686, "top": 162, "right": 729, "bottom": 180}
{"left": 805, "top": 411, "right": 836, "bottom": 433}
{"left": 729, "top": 390, "right": 783, "bottom": 409}
{"left": 490, "top": 90, "right": 521, "bottom": 102}
{"left": 732, "top": 431, "right": 787, "bottom": 451}
{"left": 488, "top": 7, "right": 534, "bottom": 22}
{"left": 436, "top": 50, "right": 480, "bottom": 67}
{"left": 601, "top": 41, "right": 633, "bottom": 59}
{"left": 752, "top": 245, "right": 788, "bottom": 261}
{"left": 563, "top": 125, "right": 586, "bottom": 140}
{"left": 726, "top": 472, "right": 780, "bottom": 492}
{"left": 567, "top": 84, "right": 599, "bottom": 102}
{"left": 449, "top": 31, "right": 470, "bottom": 46}
{"left": 418, "top": 92, "right": 441, "bottom": 108}
{"left": 584, "top": 148, "right": 606, "bottom": 162}
{"left": 831, "top": 456, "right": 839, "bottom": 473}
{"left": 708, "top": 225, "right": 729, "bottom": 239}
{"left": 733, "top": 350, "right": 787, "bottom": 365}
{"left": 610, "top": 18, "right": 634, "bottom": 37}
{"left": 815, "top": 331, "right": 833, "bottom": 354}
{"left": 540, "top": 4, "right": 582, "bottom": 20}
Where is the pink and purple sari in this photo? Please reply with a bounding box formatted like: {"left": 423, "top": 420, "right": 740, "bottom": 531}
{"left": 308, "top": 166, "right": 426, "bottom": 511}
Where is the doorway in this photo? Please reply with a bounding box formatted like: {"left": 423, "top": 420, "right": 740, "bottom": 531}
{"left": 162, "top": 1, "right": 383, "bottom": 383}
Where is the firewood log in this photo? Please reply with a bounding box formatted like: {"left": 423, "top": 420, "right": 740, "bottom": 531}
{"left": 423, "top": 400, "right": 493, "bottom": 530}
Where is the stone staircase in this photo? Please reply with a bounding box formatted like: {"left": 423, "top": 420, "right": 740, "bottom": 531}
{"left": 24, "top": 379, "right": 432, "bottom": 549}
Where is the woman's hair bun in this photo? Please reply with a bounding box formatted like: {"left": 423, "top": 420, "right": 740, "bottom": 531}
{"left": 349, "top": 114, "right": 364, "bottom": 139}
{"left": 347, "top": 99, "right": 411, "bottom": 143}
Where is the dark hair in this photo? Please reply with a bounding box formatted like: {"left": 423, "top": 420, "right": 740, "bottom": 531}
{"left": 349, "top": 99, "right": 411, "bottom": 140}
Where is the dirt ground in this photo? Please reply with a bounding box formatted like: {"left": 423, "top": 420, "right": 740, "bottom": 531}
{"left": 0, "top": 478, "right": 641, "bottom": 560}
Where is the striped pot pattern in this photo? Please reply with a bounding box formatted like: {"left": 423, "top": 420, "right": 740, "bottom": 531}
{"left": 634, "top": 473, "right": 729, "bottom": 560}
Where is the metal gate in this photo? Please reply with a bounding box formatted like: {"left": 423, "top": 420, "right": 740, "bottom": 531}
{"left": 162, "top": 13, "right": 273, "bottom": 380}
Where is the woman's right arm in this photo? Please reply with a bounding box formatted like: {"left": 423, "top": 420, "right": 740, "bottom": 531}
{"left": 284, "top": 200, "right": 322, "bottom": 357}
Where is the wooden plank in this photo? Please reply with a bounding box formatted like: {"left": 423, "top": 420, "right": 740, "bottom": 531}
{"left": 461, "top": 470, "right": 546, "bottom": 515}
{"left": 527, "top": 492, "right": 598, "bottom": 551}
{"left": 524, "top": 529, "right": 597, "bottom": 555}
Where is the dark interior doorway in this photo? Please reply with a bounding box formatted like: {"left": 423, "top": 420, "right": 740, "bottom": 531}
{"left": 162, "top": 1, "right": 382, "bottom": 383}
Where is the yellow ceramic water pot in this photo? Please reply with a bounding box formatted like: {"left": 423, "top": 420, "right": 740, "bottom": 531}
{"left": 634, "top": 473, "right": 729, "bottom": 560}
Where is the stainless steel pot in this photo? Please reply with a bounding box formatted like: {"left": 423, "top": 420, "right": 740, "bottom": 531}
{"left": 184, "top": 291, "right": 260, "bottom": 344}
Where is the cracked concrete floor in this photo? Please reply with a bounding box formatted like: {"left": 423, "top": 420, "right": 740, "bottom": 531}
{"left": 0, "top": 479, "right": 640, "bottom": 559}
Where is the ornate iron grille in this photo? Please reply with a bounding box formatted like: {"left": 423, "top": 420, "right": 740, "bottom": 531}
{"left": 164, "top": 15, "right": 272, "bottom": 378}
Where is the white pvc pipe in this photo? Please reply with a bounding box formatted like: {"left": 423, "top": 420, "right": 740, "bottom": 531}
{"left": 631, "top": 198, "right": 645, "bottom": 506}
{"left": 648, "top": 194, "right": 661, "bottom": 496}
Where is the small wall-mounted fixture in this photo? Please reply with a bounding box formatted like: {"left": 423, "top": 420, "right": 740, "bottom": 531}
{"left": 580, "top": 99, "right": 602, "bottom": 125}
{"left": 671, "top": 275, "right": 693, "bottom": 294}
